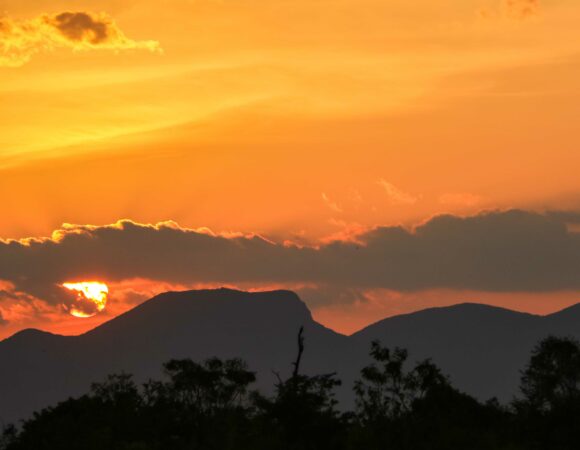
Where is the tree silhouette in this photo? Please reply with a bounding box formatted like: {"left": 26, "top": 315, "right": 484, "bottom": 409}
{"left": 518, "top": 336, "right": 580, "bottom": 413}
{"left": 252, "top": 327, "right": 346, "bottom": 450}
{"left": 5, "top": 335, "right": 580, "bottom": 450}
{"left": 513, "top": 336, "right": 580, "bottom": 449}
{"left": 354, "top": 340, "right": 448, "bottom": 423}
{"left": 144, "top": 357, "right": 256, "bottom": 449}
{"left": 0, "top": 426, "right": 16, "bottom": 450}
{"left": 91, "top": 373, "right": 141, "bottom": 406}
{"left": 158, "top": 358, "right": 256, "bottom": 413}
{"left": 352, "top": 340, "right": 507, "bottom": 450}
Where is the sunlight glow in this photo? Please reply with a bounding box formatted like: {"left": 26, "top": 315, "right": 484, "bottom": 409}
{"left": 62, "top": 281, "right": 109, "bottom": 318}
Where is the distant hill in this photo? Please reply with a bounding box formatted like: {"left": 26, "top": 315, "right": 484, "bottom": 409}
{"left": 352, "top": 303, "right": 580, "bottom": 401}
{"left": 1, "top": 289, "right": 580, "bottom": 423}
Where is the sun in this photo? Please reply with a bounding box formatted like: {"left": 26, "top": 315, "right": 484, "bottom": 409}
{"left": 62, "top": 281, "right": 109, "bottom": 318}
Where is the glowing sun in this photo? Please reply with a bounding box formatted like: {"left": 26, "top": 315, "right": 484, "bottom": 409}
{"left": 62, "top": 281, "right": 109, "bottom": 318}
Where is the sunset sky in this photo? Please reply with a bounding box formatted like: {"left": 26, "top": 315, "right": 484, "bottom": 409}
{"left": 2, "top": 0, "right": 580, "bottom": 338}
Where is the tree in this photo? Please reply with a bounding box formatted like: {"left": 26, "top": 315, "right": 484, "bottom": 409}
{"left": 158, "top": 357, "right": 256, "bottom": 414}
{"left": 353, "top": 341, "right": 507, "bottom": 450}
{"left": 91, "top": 373, "right": 141, "bottom": 407}
{"left": 512, "top": 336, "right": 580, "bottom": 450}
{"left": 253, "top": 327, "right": 346, "bottom": 450}
{"left": 354, "top": 340, "right": 448, "bottom": 424}
{"left": 518, "top": 336, "right": 580, "bottom": 413}
{"left": 144, "top": 357, "right": 257, "bottom": 449}
{"left": 0, "top": 425, "right": 16, "bottom": 450}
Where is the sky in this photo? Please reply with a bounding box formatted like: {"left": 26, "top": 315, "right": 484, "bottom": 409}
{"left": 2, "top": 0, "right": 580, "bottom": 338}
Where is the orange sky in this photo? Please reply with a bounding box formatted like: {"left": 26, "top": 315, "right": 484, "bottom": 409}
{"left": 2, "top": 0, "right": 580, "bottom": 338}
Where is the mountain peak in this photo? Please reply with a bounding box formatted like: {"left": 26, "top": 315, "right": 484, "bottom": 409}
{"left": 1, "top": 328, "right": 60, "bottom": 345}
{"left": 353, "top": 302, "right": 537, "bottom": 337}
{"left": 83, "top": 288, "right": 313, "bottom": 340}
{"left": 546, "top": 302, "right": 580, "bottom": 318}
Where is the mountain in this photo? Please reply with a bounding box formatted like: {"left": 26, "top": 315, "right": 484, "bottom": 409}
{"left": 352, "top": 303, "right": 580, "bottom": 401}
{"left": 1, "top": 289, "right": 580, "bottom": 424}
{"left": 0, "top": 289, "right": 354, "bottom": 424}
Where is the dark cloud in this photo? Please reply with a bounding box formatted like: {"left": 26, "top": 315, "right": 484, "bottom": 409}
{"left": 294, "top": 285, "right": 371, "bottom": 308}
{"left": 546, "top": 210, "right": 580, "bottom": 224}
{"left": 1, "top": 209, "right": 579, "bottom": 309}
{"left": 48, "top": 12, "right": 111, "bottom": 45}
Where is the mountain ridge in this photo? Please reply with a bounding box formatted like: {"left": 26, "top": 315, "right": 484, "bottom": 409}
{"left": 5, "top": 294, "right": 579, "bottom": 343}
{"left": 351, "top": 302, "right": 543, "bottom": 338}
{"left": 2, "top": 289, "right": 580, "bottom": 424}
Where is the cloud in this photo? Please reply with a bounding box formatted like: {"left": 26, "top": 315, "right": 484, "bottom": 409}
{"left": 322, "top": 193, "right": 343, "bottom": 213}
{"left": 0, "top": 11, "right": 161, "bottom": 67}
{"left": 479, "top": 0, "right": 540, "bottom": 20}
{"left": 546, "top": 210, "right": 580, "bottom": 224}
{"left": 295, "top": 284, "right": 371, "bottom": 308}
{"left": 322, "top": 219, "right": 369, "bottom": 245}
{"left": 1, "top": 209, "right": 580, "bottom": 315}
{"left": 377, "top": 179, "right": 419, "bottom": 205}
{"left": 0, "top": 281, "right": 59, "bottom": 325}
{"left": 505, "top": 0, "right": 540, "bottom": 19}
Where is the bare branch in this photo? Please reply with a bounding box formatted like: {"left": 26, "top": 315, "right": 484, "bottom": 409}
{"left": 292, "top": 326, "right": 305, "bottom": 380}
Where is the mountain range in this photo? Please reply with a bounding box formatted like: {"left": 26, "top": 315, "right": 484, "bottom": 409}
{"left": 1, "top": 288, "right": 579, "bottom": 424}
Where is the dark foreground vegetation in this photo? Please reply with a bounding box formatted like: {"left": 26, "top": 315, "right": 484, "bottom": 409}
{"left": 2, "top": 331, "right": 580, "bottom": 450}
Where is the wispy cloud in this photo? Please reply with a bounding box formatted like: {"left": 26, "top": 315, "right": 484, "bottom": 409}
{"left": 0, "top": 11, "right": 161, "bottom": 67}
{"left": 479, "top": 0, "right": 540, "bottom": 20}
{"left": 377, "top": 179, "right": 419, "bottom": 205}
{"left": 322, "top": 193, "right": 343, "bottom": 213}
{"left": 505, "top": 0, "right": 540, "bottom": 19}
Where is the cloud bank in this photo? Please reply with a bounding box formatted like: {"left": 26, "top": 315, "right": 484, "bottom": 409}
{"left": 1, "top": 210, "right": 579, "bottom": 312}
{"left": 0, "top": 11, "right": 161, "bottom": 67}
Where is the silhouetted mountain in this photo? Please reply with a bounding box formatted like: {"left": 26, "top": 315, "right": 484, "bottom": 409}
{"left": 0, "top": 289, "right": 353, "bottom": 423}
{"left": 1, "top": 290, "right": 580, "bottom": 424}
{"left": 352, "top": 303, "right": 579, "bottom": 401}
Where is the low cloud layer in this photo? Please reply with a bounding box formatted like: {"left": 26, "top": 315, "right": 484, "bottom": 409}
{"left": 1, "top": 210, "right": 579, "bottom": 312}
{"left": 0, "top": 11, "right": 161, "bottom": 67}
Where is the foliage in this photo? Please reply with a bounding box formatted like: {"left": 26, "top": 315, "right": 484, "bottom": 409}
{"left": 518, "top": 336, "right": 580, "bottom": 413}
{"left": 513, "top": 336, "right": 580, "bottom": 449}
{"left": 354, "top": 341, "right": 448, "bottom": 422}
{"left": 252, "top": 372, "right": 345, "bottom": 450}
